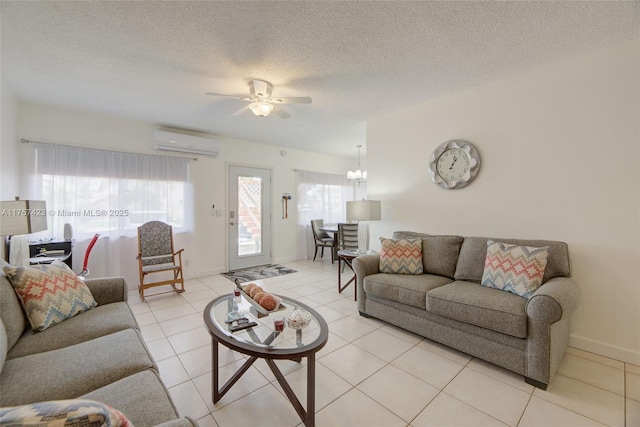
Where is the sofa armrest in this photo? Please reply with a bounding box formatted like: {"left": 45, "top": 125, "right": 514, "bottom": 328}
{"left": 84, "top": 277, "right": 129, "bottom": 306}
{"left": 525, "top": 277, "right": 579, "bottom": 385}
{"left": 154, "top": 417, "right": 199, "bottom": 427}
{"left": 526, "top": 277, "right": 579, "bottom": 324}
{"left": 353, "top": 253, "right": 381, "bottom": 313}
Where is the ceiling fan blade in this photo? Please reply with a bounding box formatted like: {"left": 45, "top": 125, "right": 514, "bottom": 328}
{"left": 271, "top": 96, "right": 312, "bottom": 104}
{"left": 272, "top": 106, "right": 291, "bottom": 119}
{"left": 205, "top": 92, "right": 252, "bottom": 101}
{"left": 231, "top": 105, "right": 250, "bottom": 116}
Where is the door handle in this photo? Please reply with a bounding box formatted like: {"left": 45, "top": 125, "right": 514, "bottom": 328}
{"left": 230, "top": 221, "right": 235, "bottom": 226}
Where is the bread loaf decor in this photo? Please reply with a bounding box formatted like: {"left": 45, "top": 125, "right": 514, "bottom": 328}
{"left": 237, "top": 282, "right": 283, "bottom": 314}
{"left": 248, "top": 285, "right": 264, "bottom": 298}
{"left": 259, "top": 294, "right": 277, "bottom": 311}
{"left": 253, "top": 292, "right": 267, "bottom": 303}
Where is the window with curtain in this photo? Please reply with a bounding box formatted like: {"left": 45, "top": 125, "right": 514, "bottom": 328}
{"left": 295, "top": 170, "right": 365, "bottom": 260}
{"left": 24, "top": 142, "right": 194, "bottom": 283}
{"left": 31, "top": 143, "right": 192, "bottom": 237}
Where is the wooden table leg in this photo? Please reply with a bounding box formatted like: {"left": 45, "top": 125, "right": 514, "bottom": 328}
{"left": 338, "top": 256, "right": 357, "bottom": 301}
{"left": 212, "top": 338, "right": 219, "bottom": 402}
{"left": 212, "top": 337, "right": 257, "bottom": 403}
{"left": 307, "top": 353, "right": 316, "bottom": 427}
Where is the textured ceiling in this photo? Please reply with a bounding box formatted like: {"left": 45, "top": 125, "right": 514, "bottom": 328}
{"left": 2, "top": 1, "right": 639, "bottom": 158}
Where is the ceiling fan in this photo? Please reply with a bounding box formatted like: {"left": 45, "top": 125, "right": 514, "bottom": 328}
{"left": 205, "top": 79, "right": 312, "bottom": 119}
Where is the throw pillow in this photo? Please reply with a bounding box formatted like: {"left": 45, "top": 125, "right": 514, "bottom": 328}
{"left": 0, "top": 258, "right": 10, "bottom": 276}
{"left": 481, "top": 240, "right": 550, "bottom": 298}
{"left": 3, "top": 263, "right": 97, "bottom": 332}
{"left": 379, "top": 238, "right": 423, "bottom": 274}
{"left": 0, "top": 399, "right": 131, "bottom": 427}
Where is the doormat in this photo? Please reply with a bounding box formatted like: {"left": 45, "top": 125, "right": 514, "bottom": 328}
{"left": 221, "top": 264, "right": 297, "bottom": 284}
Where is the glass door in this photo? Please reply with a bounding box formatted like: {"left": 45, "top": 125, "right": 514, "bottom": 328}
{"left": 228, "top": 165, "right": 272, "bottom": 270}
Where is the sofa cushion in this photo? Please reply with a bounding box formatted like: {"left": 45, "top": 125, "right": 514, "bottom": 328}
{"left": 3, "top": 263, "right": 97, "bottom": 332}
{"left": 426, "top": 281, "right": 528, "bottom": 338}
{"left": 364, "top": 273, "right": 452, "bottom": 309}
{"left": 0, "top": 320, "right": 7, "bottom": 375}
{"left": 481, "top": 240, "right": 550, "bottom": 298}
{"left": 0, "top": 276, "right": 27, "bottom": 353}
{"left": 392, "top": 232, "right": 463, "bottom": 278}
{"left": 379, "top": 238, "right": 423, "bottom": 274}
{"left": 0, "top": 399, "right": 131, "bottom": 427}
{"left": 455, "top": 236, "right": 570, "bottom": 284}
{"left": 82, "top": 370, "right": 180, "bottom": 427}
{"left": 0, "top": 328, "right": 155, "bottom": 407}
{"left": 7, "top": 302, "right": 139, "bottom": 360}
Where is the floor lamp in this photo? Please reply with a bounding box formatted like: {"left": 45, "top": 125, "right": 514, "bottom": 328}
{"left": 346, "top": 200, "right": 381, "bottom": 252}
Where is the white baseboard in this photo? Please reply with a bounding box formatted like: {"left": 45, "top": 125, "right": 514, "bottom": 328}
{"left": 274, "top": 256, "right": 297, "bottom": 264}
{"left": 189, "top": 267, "right": 227, "bottom": 278}
{"left": 570, "top": 334, "right": 640, "bottom": 365}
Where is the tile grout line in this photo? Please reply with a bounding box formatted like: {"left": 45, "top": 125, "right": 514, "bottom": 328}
{"left": 624, "top": 366, "right": 627, "bottom": 427}
{"left": 516, "top": 392, "right": 535, "bottom": 426}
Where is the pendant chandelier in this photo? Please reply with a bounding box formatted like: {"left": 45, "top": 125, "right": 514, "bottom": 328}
{"left": 347, "top": 144, "right": 367, "bottom": 184}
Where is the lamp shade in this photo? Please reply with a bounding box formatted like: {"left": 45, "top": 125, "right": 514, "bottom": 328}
{"left": 346, "top": 200, "right": 381, "bottom": 222}
{"left": 0, "top": 200, "right": 48, "bottom": 236}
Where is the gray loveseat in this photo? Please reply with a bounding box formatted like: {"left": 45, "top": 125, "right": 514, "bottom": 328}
{"left": 353, "top": 231, "right": 579, "bottom": 390}
{"left": 0, "top": 274, "right": 196, "bottom": 427}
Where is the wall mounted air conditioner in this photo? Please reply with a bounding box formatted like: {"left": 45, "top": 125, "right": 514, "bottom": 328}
{"left": 152, "top": 130, "right": 221, "bottom": 157}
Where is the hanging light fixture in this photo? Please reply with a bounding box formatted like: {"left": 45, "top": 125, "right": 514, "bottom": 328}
{"left": 248, "top": 101, "right": 274, "bottom": 117}
{"left": 347, "top": 144, "right": 367, "bottom": 184}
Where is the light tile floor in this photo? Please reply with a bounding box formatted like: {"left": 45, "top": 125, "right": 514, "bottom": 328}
{"left": 128, "top": 259, "right": 639, "bottom": 427}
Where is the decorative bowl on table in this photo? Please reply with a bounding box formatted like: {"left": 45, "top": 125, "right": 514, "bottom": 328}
{"left": 234, "top": 279, "right": 285, "bottom": 317}
{"left": 286, "top": 306, "right": 312, "bottom": 329}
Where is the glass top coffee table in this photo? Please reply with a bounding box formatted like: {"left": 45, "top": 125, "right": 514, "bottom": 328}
{"left": 204, "top": 293, "right": 328, "bottom": 427}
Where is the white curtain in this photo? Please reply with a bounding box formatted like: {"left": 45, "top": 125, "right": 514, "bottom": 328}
{"left": 295, "top": 170, "right": 365, "bottom": 260}
{"left": 23, "top": 142, "right": 193, "bottom": 286}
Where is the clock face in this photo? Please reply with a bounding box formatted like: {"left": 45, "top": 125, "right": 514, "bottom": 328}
{"left": 436, "top": 148, "right": 470, "bottom": 181}
{"left": 428, "top": 140, "right": 480, "bottom": 189}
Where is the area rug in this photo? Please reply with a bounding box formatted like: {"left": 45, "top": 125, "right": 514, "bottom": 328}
{"left": 221, "top": 264, "right": 297, "bottom": 284}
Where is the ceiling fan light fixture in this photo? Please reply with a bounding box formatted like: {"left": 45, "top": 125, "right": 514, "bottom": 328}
{"left": 249, "top": 101, "right": 274, "bottom": 117}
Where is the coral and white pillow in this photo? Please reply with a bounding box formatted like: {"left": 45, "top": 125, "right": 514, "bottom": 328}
{"left": 481, "top": 240, "right": 550, "bottom": 298}
{"left": 0, "top": 399, "right": 131, "bottom": 427}
{"left": 379, "top": 238, "right": 423, "bottom": 275}
{"left": 3, "top": 263, "right": 97, "bottom": 331}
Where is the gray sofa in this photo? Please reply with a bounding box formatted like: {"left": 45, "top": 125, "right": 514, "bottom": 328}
{"left": 0, "top": 274, "right": 196, "bottom": 427}
{"left": 353, "top": 231, "right": 579, "bottom": 390}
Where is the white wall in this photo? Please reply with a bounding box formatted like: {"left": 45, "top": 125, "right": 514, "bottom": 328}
{"left": 0, "top": 79, "right": 19, "bottom": 260}
{"left": 366, "top": 40, "right": 640, "bottom": 364}
{"left": 1, "top": 79, "right": 18, "bottom": 199}
{"left": 15, "top": 102, "right": 354, "bottom": 284}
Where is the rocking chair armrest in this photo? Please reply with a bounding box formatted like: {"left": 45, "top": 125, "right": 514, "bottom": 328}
{"left": 173, "top": 248, "right": 184, "bottom": 257}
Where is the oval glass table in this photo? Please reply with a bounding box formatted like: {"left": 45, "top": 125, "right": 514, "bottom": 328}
{"left": 204, "top": 293, "right": 328, "bottom": 427}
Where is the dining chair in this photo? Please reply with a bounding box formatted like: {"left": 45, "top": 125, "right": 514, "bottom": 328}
{"left": 310, "top": 219, "right": 335, "bottom": 263}
{"left": 338, "top": 223, "right": 359, "bottom": 251}
{"left": 137, "top": 220, "right": 185, "bottom": 301}
{"left": 338, "top": 223, "right": 359, "bottom": 272}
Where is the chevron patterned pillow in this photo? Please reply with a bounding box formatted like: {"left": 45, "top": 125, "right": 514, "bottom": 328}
{"left": 481, "top": 240, "right": 550, "bottom": 298}
{"left": 3, "top": 263, "right": 97, "bottom": 331}
{"left": 0, "top": 399, "right": 130, "bottom": 427}
{"left": 379, "top": 238, "right": 423, "bottom": 274}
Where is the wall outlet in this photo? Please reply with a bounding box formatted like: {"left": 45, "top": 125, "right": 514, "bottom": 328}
{"left": 184, "top": 259, "right": 189, "bottom": 267}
